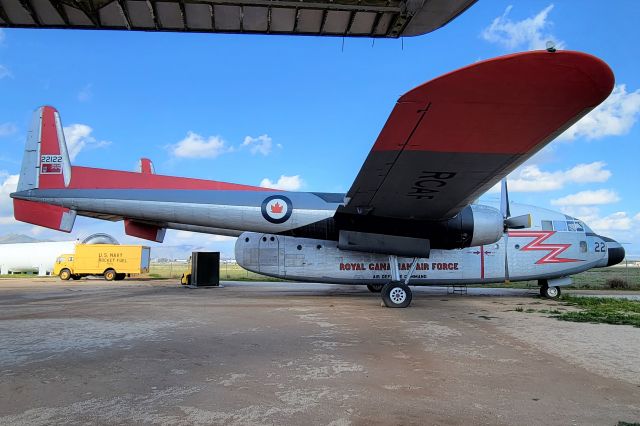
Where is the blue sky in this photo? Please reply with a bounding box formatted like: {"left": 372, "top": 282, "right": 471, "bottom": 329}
{"left": 1, "top": 1, "right": 639, "bottom": 259}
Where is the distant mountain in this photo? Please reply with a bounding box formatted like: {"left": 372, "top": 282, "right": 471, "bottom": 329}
{"left": 150, "top": 244, "right": 235, "bottom": 261}
{"left": 0, "top": 234, "right": 43, "bottom": 244}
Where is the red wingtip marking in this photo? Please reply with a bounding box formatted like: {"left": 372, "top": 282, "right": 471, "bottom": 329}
{"left": 372, "top": 50, "right": 615, "bottom": 155}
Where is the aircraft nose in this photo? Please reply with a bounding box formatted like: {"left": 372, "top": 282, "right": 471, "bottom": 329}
{"left": 601, "top": 236, "right": 625, "bottom": 266}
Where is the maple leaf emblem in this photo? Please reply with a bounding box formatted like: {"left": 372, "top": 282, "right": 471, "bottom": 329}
{"left": 270, "top": 202, "right": 284, "bottom": 214}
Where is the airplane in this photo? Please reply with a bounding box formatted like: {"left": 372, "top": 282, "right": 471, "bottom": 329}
{"left": 10, "top": 49, "right": 625, "bottom": 307}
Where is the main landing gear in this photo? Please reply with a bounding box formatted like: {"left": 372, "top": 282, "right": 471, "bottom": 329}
{"left": 380, "top": 255, "right": 420, "bottom": 308}
{"left": 539, "top": 280, "right": 561, "bottom": 299}
{"left": 366, "top": 284, "right": 383, "bottom": 293}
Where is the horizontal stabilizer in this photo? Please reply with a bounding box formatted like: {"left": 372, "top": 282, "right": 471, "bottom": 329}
{"left": 13, "top": 199, "right": 76, "bottom": 232}
{"left": 124, "top": 219, "right": 166, "bottom": 243}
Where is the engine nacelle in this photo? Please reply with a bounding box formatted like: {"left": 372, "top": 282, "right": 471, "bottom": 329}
{"left": 413, "top": 204, "right": 504, "bottom": 249}
{"left": 468, "top": 204, "right": 504, "bottom": 246}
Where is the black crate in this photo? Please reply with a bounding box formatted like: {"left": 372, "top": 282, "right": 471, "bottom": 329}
{"left": 191, "top": 252, "right": 220, "bottom": 287}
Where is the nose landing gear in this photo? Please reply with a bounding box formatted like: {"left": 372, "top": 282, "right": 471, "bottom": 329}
{"left": 539, "top": 280, "right": 561, "bottom": 299}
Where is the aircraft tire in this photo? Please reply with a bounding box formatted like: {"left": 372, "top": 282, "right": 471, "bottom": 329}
{"left": 104, "top": 269, "right": 116, "bottom": 281}
{"left": 367, "top": 284, "right": 383, "bottom": 293}
{"left": 381, "top": 282, "right": 412, "bottom": 308}
{"left": 59, "top": 269, "right": 71, "bottom": 281}
{"left": 541, "top": 285, "right": 561, "bottom": 299}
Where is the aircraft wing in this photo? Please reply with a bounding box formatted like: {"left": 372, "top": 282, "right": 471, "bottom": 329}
{"left": 0, "top": 0, "right": 476, "bottom": 38}
{"left": 339, "top": 50, "right": 614, "bottom": 221}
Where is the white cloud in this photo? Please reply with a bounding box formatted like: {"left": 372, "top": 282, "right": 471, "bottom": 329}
{"left": 0, "top": 65, "right": 11, "bottom": 79}
{"left": 260, "top": 175, "right": 303, "bottom": 191}
{"left": 481, "top": 4, "right": 564, "bottom": 51}
{"left": 585, "top": 212, "right": 634, "bottom": 232}
{"left": 171, "top": 131, "right": 230, "bottom": 159}
{"left": 63, "top": 124, "right": 111, "bottom": 161}
{"left": 173, "top": 230, "right": 234, "bottom": 242}
{"left": 242, "top": 134, "right": 273, "bottom": 156}
{"left": 0, "top": 122, "right": 17, "bottom": 137}
{"left": 560, "top": 206, "right": 638, "bottom": 233}
{"left": 551, "top": 189, "right": 620, "bottom": 206}
{"left": 489, "top": 161, "right": 611, "bottom": 193}
{"left": 77, "top": 84, "right": 93, "bottom": 102}
{"left": 558, "top": 84, "right": 640, "bottom": 141}
{"left": 0, "top": 215, "right": 17, "bottom": 225}
{"left": 0, "top": 173, "right": 19, "bottom": 219}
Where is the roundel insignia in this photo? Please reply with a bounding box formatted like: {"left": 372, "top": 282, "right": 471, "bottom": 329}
{"left": 261, "top": 195, "right": 293, "bottom": 224}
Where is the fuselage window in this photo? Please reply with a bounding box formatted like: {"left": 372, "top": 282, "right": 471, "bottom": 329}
{"left": 580, "top": 241, "right": 587, "bottom": 253}
{"left": 552, "top": 220, "right": 568, "bottom": 232}
{"left": 575, "top": 222, "right": 585, "bottom": 232}
{"left": 567, "top": 221, "right": 577, "bottom": 232}
{"left": 541, "top": 220, "right": 553, "bottom": 231}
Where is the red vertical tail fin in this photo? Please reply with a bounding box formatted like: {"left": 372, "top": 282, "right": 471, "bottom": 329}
{"left": 12, "top": 106, "right": 76, "bottom": 232}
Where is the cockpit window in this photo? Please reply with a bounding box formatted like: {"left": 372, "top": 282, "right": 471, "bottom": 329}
{"left": 577, "top": 221, "right": 590, "bottom": 233}
{"left": 553, "top": 220, "right": 568, "bottom": 232}
{"left": 543, "top": 219, "right": 590, "bottom": 233}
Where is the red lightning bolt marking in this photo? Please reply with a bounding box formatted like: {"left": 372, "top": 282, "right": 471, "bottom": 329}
{"left": 508, "top": 230, "right": 579, "bottom": 265}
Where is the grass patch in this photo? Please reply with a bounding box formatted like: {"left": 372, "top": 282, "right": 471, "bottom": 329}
{"left": 555, "top": 295, "right": 640, "bottom": 327}
{"left": 466, "top": 266, "right": 640, "bottom": 290}
{"left": 147, "top": 262, "right": 281, "bottom": 281}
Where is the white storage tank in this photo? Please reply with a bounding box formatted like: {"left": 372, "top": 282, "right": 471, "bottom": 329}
{"left": 0, "top": 241, "right": 78, "bottom": 276}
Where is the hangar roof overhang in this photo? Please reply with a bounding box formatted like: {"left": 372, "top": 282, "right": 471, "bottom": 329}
{"left": 0, "top": 0, "right": 476, "bottom": 38}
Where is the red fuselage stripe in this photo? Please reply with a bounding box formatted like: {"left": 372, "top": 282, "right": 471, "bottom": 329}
{"left": 480, "top": 244, "right": 485, "bottom": 279}
{"left": 69, "top": 166, "right": 270, "bottom": 191}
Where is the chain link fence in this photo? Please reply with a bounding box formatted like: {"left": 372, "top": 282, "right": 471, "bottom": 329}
{"left": 148, "top": 261, "right": 279, "bottom": 281}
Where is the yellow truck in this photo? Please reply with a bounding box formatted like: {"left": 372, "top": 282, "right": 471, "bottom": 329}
{"left": 54, "top": 244, "right": 151, "bottom": 281}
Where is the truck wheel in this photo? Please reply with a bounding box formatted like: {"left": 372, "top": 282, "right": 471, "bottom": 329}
{"left": 115, "top": 273, "right": 126, "bottom": 281}
{"left": 59, "top": 269, "right": 72, "bottom": 281}
{"left": 104, "top": 269, "right": 116, "bottom": 281}
{"left": 71, "top": 275, "right": 80, "bottom": 280}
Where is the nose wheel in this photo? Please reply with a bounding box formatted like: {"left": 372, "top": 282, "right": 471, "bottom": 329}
{"left": 540, "top": 283, "right": 561, "bottom": 299}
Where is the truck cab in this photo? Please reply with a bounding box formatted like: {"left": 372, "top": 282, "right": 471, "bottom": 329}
{"left": 53, "top": 254, "right": 77, "bottom": 280}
